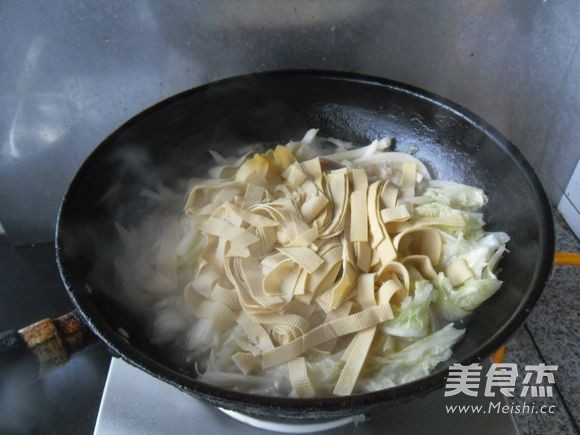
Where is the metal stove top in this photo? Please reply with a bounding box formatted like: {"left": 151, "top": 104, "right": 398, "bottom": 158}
{"left": 94, "top": 358, "right": 518, "bottom": 435}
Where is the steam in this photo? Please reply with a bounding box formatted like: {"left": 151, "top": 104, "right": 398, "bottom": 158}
{"left": 85, "top": 130, "right": 360, "bottom": 370}
{"left": 0, "top": 370, "right": 41, "bottom": 433}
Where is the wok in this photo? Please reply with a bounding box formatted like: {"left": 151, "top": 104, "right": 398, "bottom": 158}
{"left": 0, "top": 71, "right": 554, "bottom": 421}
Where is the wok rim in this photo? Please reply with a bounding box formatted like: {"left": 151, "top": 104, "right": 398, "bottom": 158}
{"left": 55, "top": 69, "right": 554, "bottom": 415}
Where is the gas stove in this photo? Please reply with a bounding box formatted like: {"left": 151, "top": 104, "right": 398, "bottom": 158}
{"left": 94, "top": 358, "right": 518, "bottom": 434}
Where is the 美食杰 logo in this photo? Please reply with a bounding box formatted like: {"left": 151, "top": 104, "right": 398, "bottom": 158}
{"left": 443, "top": 363, "right": 558, "bottom": 415}
{"left": 445, "top": 363, "right": 557, "bottom": 398}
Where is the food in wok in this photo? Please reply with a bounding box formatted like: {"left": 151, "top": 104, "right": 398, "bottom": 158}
{"left": 114, "top": 129, "right": 509, "bottom": 398}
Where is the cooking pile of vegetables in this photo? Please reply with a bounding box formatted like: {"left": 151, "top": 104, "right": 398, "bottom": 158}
{"left": 114, "top": 130, "right": 509, "bottom": 397}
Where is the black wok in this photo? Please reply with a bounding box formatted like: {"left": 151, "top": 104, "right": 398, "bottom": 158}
{"left": 0, "top": 71, "right": 554, "bottom": 421}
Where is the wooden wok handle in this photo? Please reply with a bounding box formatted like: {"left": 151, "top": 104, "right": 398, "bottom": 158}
{"left": 0, "top": 310, "right": 96, "bottom": 381}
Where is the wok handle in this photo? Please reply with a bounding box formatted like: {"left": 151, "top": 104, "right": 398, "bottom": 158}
{"left": 0, "top": 310, "right": 96, "bottom": 381}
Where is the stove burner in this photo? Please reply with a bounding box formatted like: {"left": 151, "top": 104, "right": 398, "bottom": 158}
{"left": 218, "top": 408, "right": 365, "bottom": 433}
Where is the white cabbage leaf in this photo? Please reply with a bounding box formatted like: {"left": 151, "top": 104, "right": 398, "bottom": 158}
{"left": 440, "top": 232, "right": 510, "bottom": 277}
{"left": 286, "top": 128, "right": 322, "bottom": 161}
{"left": 320, "top": 137, "right": 392, "bottom": 163}
{"left": 305, "top": 353, "right": 344, "bottom": 396}
{"left": 150, "top": 296, "right": 192, "bottom": 345}
{"left": 208, "top": 150, "right": 251, "bottom": 179}
{"left": 415, "top": 202, "right": 485, "bottom": 239}
{"left": 433, "top": 273, "right": 502, "bottom": 321}
{"left": 383, "top": 280, "right": 436, "bottom": 338}
{"left": 422, "top": 180, "right": 488, "bottom": 211}
{"left": 358, "top": 324, "right": 465, "bottom": 392}
{"left": 199, "top": 325, "right": 293, "bottom": 395}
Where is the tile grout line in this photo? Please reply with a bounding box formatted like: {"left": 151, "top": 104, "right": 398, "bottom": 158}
{"left": 523, "top": 323, "right": 579, "bottom": 433}
{"left": 562, "top": 192, "right": 580, "bottom": 214}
